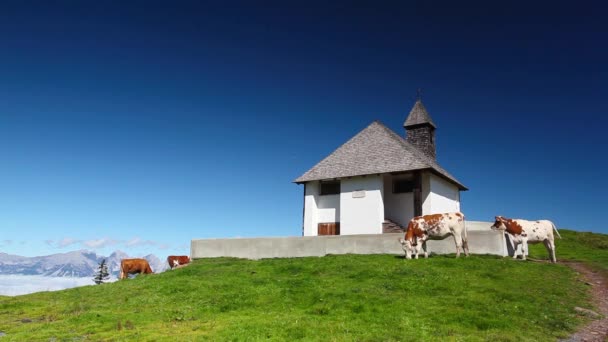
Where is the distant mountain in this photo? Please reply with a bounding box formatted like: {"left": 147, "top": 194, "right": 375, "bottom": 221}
{"left": 142, "top": 254, "right": 165, "bottom": 276}
{"left": 0, "top": 250, "right": 168, "bottom": 278}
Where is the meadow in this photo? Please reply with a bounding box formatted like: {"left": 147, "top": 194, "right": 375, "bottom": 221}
{"left": 0, "top": 229, "right": 606, "bottom": 341}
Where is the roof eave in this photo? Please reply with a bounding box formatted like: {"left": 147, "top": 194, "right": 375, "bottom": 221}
{"left": 295, "top": 168, "right": 467, "bottom": 190}
{"left": 404, "top": 121, "right": 437, "bottom": 129}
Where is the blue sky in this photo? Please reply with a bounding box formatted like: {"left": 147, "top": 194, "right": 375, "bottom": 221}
{"left": 0, "top": 1, "right": 606, "bottom": 258}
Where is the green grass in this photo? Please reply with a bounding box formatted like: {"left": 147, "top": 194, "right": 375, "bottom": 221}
{"left": 528, "top": 229, "right": 608, "bottom": 273}
{"left": 0, "top": 229, "right": 606, "bottom": 341}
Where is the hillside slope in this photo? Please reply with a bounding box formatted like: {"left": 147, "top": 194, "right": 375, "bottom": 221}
{"left": 529, "top": 229, "right": 608, "bottom": 272}
{"left": 0, "top": 229, "right": 606, "bottom": 341}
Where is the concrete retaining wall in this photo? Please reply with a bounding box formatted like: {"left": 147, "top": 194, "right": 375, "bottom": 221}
{"left": 191, "top": 221, "right": 507, "bottom": 260}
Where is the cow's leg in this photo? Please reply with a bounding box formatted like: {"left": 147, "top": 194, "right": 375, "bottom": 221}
{"left": 452, "top": 233, "right": 463, "bottom": 258}
{"left": 544, "top": 239, "right": 557, "bottom": 263}
{"left": 422, "top": 241, "right": 428, "bottom": 258}
{"left": 411, "top": 238, "right": 417, "bottom": 259}
{"left": 512, "top": 242, "right": 520, "bottom": 259}
{"left": 463, "top": 237, "right": 470, "bottom": 257}
{"left": 415, "top": 237, "right": 424, "bottom": 259}
{"left": 543, "top": 239, "right": 552, "bottom": 262}
{"left": 521, "top": 238, "right": 528, "bottom": 261}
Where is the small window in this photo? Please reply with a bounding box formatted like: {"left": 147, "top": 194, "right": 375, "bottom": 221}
{"left": 320, "top": 181, "right": 340, "bottom": 195}
{"left": 393, "top": 179, "right": 414, "bottom": 193}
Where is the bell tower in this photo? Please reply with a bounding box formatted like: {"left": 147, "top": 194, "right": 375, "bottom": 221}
{"left": 403, "top": 98, "right": 437, "bottom": 160}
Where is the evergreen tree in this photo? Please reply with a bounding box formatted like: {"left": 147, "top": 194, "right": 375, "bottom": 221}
{"left": 93, "top": 258, "right": 110, "bottom": 285}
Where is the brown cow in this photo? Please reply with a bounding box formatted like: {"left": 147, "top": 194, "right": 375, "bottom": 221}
{"left": 167, "top": 255, "right": 190, "bottom": 269}
{"left": 119, "top": 258, "right": 153, "bottom": 280}
{"left": 398, "top": 212, "right": 468, "bottom": 259}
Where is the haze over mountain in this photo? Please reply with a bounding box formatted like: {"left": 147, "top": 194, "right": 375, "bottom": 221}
{"left": 0, "top": 250, "right": 168, "bottom": 278}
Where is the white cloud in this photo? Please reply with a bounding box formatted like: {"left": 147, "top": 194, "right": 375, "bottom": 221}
{"left": 57, "top": 237, "right": 81, "bottom": 248}
{"left": 1, "top": 239, "right": 12, "bottom": 246}
{"left": 45, "top": 237, "right": 123, "bottom": 249}
{"left": 125, "top": 237, "right": 156, "bottom": 247}
{"left": 83, "top": 238, "right": 119, "bottom": 248}
{"left": 42, "top": 235, "right": 177, "bottom": 252}
{"left": 44, "top": 237, "right": 81, "bottom": 249}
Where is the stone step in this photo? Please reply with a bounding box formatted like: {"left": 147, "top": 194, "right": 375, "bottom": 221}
{"left": 383, "top": 219, "right": 405, "bottom": 233}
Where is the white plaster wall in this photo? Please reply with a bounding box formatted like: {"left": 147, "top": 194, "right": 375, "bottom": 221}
{"left": 340, "top": 176, "right": 384, "bottom": 235}
{"left": 303, "top": 173, "right": 459, "bottom": 236}
{"left": 317, "top": 194, "right": 340, "bottom": 223}
{"left": 421, "top": 172, "right": 432, "bottom": 215}
{"left": 303, "top": 182, "right": 319, "bottom": 236}
{"left": 383, "top": 175, "right": 414, "bottom": 227}
{"left": 425, "top": 174, "right": 461, "bottom": 214}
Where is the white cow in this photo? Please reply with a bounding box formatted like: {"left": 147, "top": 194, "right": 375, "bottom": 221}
{"left": 398, "top": 212, "right": 468, "bottom": 259}
{"left": 491, "top": 216, "right": 561, "bottom": 263}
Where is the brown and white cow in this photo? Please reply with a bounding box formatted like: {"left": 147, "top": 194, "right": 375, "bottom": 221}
{"left": 491, "top": 216, "right": 561, "bottom": 263}
{"left": 119, "top": 258, "right": 153, "bottom": 280}
{"left": 167, "top": 255, "right": 190, "bottom": 269}
{"left": 398, "top": 212, "right": 468, "bottom": 259}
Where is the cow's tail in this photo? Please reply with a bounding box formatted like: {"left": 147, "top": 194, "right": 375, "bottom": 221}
{"left": 552, "top": 222, "right": 562, "bottom": 239}
{"left": 119, "top": 262, "right": 125, "bottom": 280}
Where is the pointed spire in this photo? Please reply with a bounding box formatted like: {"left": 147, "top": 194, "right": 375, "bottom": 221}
{"left": 403, "top": 99, "right": 436, "bottom": 128}
{"left": 404, "top": 97, "right": 437, "bottom": 160}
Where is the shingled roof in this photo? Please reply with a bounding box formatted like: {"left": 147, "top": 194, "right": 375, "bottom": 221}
{"left": 294, "top": 121, "right": 467, "bottom": 190}
{"left": 403, "top": 100, "right": 436, "bottom": 128}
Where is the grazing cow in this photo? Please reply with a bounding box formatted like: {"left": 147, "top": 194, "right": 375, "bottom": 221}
{"left": 167, "top": 255, "right": 190, "bottom": 269}
{"left": 491, "top": 216, "right": 561, "bottom": 263}
{"left": 398, "top": 212, "right": 468, "bottom": 259}
{"left": 119, "top": 258, "right": 153, "bottom": 280}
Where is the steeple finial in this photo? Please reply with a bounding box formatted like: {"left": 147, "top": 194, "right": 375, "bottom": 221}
{"left": 416, "top": 88, "right": 422, "bottom": 101}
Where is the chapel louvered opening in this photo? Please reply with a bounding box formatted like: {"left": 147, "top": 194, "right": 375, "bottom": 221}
{"left": 318, "top": 223, "right": 340, "bottom": 236}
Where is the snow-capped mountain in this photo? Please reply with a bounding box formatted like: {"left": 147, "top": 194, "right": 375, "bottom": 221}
{"left": 142, "top": 254, "right": 165, "bottom": 276}
{"left": 0, "top": 250, "right": 168, "bottom": 277}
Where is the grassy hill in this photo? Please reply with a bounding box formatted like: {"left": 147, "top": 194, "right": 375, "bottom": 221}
{"left": 529, "top": 229, "right": 608, "bottom": 272}
{"left": 0, "top": 229, "right": 606, "bottom": 341}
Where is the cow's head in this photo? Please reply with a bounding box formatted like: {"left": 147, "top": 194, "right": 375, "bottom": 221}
{"left": 491, "top": 216, "right": 507, "bottom": 231}
{"left": 398, "top": 237, "right": 412, "bottom": 249}
{"left": 398, "top": 238, "right": 414, "bottom": 258}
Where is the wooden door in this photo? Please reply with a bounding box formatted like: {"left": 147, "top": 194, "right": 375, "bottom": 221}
{"left": 318, "top": 222, "right": 340, "bottom": 235}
